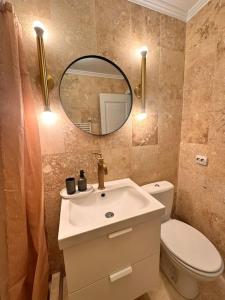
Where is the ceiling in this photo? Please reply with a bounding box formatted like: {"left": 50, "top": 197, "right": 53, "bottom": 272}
{"left": 70, "top": 58, "right": 121, "bottom": 75}
{"left": 128, "top": 0, "right": 209, "bottom": 22}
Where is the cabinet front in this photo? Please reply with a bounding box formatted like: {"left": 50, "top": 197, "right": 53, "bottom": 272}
{"left": 64, "top": 218, "right": 161, "bottom": 293}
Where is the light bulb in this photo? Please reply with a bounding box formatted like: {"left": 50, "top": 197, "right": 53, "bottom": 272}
{"left": 40, "top": 110, "right": 57, "bottom": 125}
{"left": 33, "top": 20, "right": 45, "bottom": 31}
{"left": 140, "top": 46, "right": 148, "bottom": 56}
{"left": 136, "top": 112, "right": 147, "bottom": 121}
{"left": 33, "top": 20, "right": 47, "bottom": 39}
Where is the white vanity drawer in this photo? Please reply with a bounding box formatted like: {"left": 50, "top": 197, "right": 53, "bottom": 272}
{"left": 68, "top": 254, "right": 160, "bottom": 300}
{"left": 64, "top": 218, "right": 160, "bottom": 293}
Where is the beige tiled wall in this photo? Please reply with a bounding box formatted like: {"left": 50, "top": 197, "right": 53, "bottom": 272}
{"left": 60, "top": 73, "right": 128, "bottom": 134}
{"left": 177, "top": 0, "right": 225, "bottom": 264}
{"left": 12, "top": 0, "right": 185, "bottom": 273}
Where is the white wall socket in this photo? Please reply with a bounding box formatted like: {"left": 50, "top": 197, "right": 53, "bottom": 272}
{"left": 195, "top": 155, "right": 208, "bottom": 166}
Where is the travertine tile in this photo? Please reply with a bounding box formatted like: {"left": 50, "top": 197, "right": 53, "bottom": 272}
{"left": 181, "top": 113, "right": 209, "bottom": 144}
{"left": 148, "top": 271, "right": 225, "bottom": 300}
{"left": 199, "top": 273, "right": 225, "bottom": 300}
{"left": 158, "top": 112, "right": 182, "bottom": 147}
{"left": 177, "top": 0, "right": 225, "bottom": 275}
{"left": 64, "top": 124, "right": 101, "bottom": 154}
{"left": 39, "top": 103, "right": 66, "bottom": 155}
{"left": 12, "top": 0, "right": 185, "bottom": 275}
{"left": 12, "top": 0, "right": 51, "bottom": 19}
{"left": 181, "top": 47, "right": 214, "bottom": 144}
{"left": 159, "top": 48, "right": 185, "bottom": 111}
{"left": 130, "top": 145, "right": 160, "bottom": 186}
{"left": 130, "top": 2, "right": 160, "bottom": 49}
{"left": 101, "top": 147, "right": 132, "bottom": 181}
{"left": 42, "top": 152, "right": 98, "bottom": 192}
{"left": 60, "top": 73, "right": 128, "bottom": 135}
{"left": 99, "top": 117, "right": 132, "bottom": 150}
{"left": 132, "top": 113, "right": 158, "bottom": 146}
{"left": 216, "top": 0, "right": 225, "bottom": 30}
{"left": 95, "top": 0, "right": 132, "bottom": 75}
{"left": 186, "top": 0, "right": 218, "bottom": 53}
{"left": 160, "top": 15, "right": 186, "bottom": 51}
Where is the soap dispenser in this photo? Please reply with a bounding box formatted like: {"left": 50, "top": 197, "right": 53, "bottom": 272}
{"left": 78, "top": 170, "right": 87, "bottom": 192}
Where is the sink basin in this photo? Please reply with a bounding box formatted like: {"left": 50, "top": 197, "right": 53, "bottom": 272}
{"left": 58, "top": 178, "right": 164, "bottom": 249}
{"left": 69, "top": 186, "right": 150, "bottom": 227}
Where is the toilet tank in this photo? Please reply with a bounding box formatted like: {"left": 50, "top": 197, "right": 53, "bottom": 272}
{"left": 142, "top": 181, "right": 174, "bottom": 223}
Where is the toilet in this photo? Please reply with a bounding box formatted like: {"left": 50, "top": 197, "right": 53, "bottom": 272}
{"left": 142, "top": 181, "right": 224, "bottom": 299}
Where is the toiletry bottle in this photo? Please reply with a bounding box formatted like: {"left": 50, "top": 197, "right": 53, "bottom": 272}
{"left": 78, "top": 170, "right": 87, "bottom": 192}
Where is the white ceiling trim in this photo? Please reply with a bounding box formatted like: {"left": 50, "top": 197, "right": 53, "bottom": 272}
{"left": 187, "top": 0, "right": 209, "bottom": 22}
{"left": 67, "top": 69, "right": 124, "bottom": 80}
{"left": 128, "top": 0, "right": 209, "bottom": 22}
{"left": 129, "top": 0, "right": 186, "bottom": 21}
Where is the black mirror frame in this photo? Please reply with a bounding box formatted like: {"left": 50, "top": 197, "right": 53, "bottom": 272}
{"left": 59, "top": 55, "right": 133, "bottom": 136}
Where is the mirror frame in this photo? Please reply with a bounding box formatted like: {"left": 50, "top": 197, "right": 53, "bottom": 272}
{"left": 59, "top": 55, "right": 133, "bottom": 136}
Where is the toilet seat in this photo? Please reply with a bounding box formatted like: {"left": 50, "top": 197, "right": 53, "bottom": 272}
{"left": 163, "top": 245, "right": 224, "bottom": 279}
{"left": 161, "top": 219, "right": 223, "bottom": 274}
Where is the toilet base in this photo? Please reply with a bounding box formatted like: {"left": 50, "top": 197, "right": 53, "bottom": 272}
{"left": 160, "top": 247, "right": 199, "bottom": 299}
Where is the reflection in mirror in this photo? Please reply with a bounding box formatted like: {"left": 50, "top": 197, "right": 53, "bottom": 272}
{"left": 60, "top": 56, "right": 132, "bottom": 136}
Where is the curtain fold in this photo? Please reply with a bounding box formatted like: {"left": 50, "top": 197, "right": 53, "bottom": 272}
{"left": 0, "top": 2, "right": 49, "bottom": 300}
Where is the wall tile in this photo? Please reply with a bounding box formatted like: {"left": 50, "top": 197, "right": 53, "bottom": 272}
{"left": 101, "top": 147, "right": 132, "bottom": 181}
{"left": 160, "top": 15, "right": 186, "bottom": 51}
{"left": 177, "top": 1, "right": 225, "bottom": 272}
{"left": 131, "top": 145, "right": 160, "bottom": 185}
{"left": 159, "top": 48, "right": 185, "bottom": 111}
{"left": 12, "top": 0, "right": 185, "bottom": 274}
{"left": 42, "top": 152, "right": 98, "bottom": 192}
{"left": 132, "top": 112, "right": 158, "bottom": 146}
{"left": 64, "top": 124, "right": 101, "bottom": 154}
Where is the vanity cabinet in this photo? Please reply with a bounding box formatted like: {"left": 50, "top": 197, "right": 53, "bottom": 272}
{"left": 63, "top": 217, "right": 161, "bottom": 300}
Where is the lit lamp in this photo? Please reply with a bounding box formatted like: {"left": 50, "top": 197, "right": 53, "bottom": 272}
{"left": 33, "top": 21, "right": 55, "bottom": 124}
{"left": 135, "top": 46, "right": 148, "bottom": 120}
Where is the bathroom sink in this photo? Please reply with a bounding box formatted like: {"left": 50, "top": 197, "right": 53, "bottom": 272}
{"left": 58, "top": 178, "right": 164, "bottom": 249}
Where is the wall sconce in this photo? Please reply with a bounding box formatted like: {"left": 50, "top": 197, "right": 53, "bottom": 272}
{"left": 33, "top": 21, "right": 55, "bottom": 124}
{"left": 134, "top": 46, "right": 148, "bottom": 120}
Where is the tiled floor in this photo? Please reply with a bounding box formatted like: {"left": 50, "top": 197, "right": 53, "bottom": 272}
{"left": 138, "top": 271, "right": 225, "bottom": 300}
{"left": 63, "top": 271, "right": 225, "bottom": 300}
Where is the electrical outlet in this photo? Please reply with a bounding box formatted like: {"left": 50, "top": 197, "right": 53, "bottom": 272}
{"left": 196, "top": 155, "right": 208, "bottom": 166}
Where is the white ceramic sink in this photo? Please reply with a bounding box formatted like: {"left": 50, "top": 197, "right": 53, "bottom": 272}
{"left": 58, "top": 178, "right": 164, "bottom": 249}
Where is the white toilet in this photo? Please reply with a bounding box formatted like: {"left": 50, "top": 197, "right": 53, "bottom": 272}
{"left": 142, "top": 181, "right": 224, "bottom": 299}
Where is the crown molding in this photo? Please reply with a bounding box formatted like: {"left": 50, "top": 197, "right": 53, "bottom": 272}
{"left": 128, "top": 0, "right": 209, "bottom": 22}
{"left": 187, "top": 0, "right": 209, "bottom": 22}
{"left": 129, "top": 0, "right": 186, "bottom": 21}
{"left": 67, "top": 68, "right": 124, "bottom": 80}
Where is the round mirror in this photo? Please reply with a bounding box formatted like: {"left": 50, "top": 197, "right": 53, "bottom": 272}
{"left": 60, "top": 55, "right": 132, "bottom": 135}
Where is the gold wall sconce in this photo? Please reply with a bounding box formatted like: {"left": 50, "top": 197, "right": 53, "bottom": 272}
{"left": 33, "top": 21, "right": 55, "bottom": 124}
{"left": 134, "top": 46, "right": 148, "bottom": 120}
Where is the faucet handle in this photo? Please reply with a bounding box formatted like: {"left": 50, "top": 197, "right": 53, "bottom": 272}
{"left": 93, "top": 152, "right": 103, "bottom": 159}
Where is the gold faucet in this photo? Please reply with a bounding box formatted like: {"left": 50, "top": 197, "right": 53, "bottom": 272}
{"left": 93, "top": 153, "right": 108, "bottom": 190}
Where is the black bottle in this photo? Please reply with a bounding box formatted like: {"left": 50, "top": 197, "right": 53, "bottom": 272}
{"left": 78, "top": 170, "right": 87, "bottom": 192}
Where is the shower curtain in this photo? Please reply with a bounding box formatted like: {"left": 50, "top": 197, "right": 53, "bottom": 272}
{"left": 0, "top": 2, "right": 49, "bottom": 300}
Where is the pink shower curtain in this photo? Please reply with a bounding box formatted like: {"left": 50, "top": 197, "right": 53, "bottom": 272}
{"left": 0, "top": 2, "right": 49, "bottom": 300}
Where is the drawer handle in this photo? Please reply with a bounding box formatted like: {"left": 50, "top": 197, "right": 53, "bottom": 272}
{"left": 108, "top": 227, "right": 133, "bottom": 239}
{"left": 109, "top": 266, "right": 132, "bottom": 282}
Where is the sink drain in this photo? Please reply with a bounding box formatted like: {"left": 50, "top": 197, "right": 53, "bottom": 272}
{"left": 105, "top": 212, "right": 114, "bottom": 218}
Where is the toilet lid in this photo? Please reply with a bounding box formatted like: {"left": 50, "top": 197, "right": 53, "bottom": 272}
{"left": 161, "top": 219, "right": 222, "bottom": 273}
